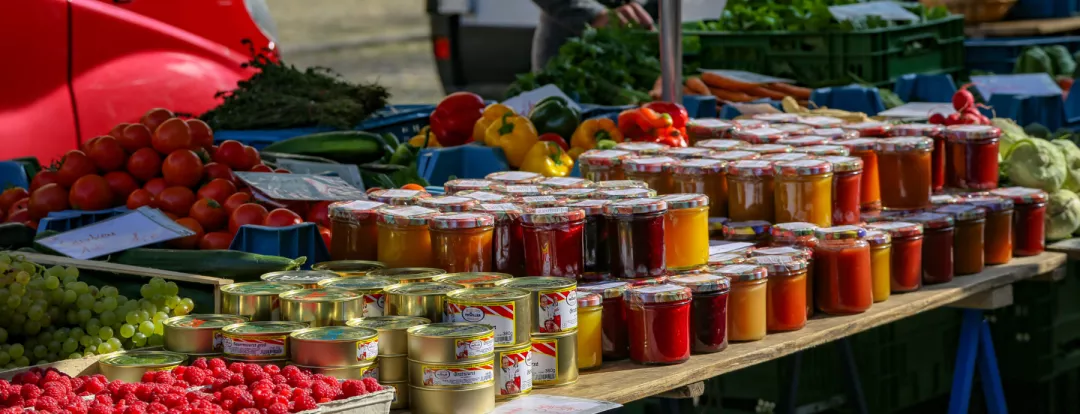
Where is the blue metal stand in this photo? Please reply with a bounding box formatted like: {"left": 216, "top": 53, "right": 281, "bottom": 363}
{"left": 948, "top": 309, "right": 1008, "bottom": 414}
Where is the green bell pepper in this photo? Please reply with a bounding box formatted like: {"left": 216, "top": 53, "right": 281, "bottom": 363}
{"left": 529, "top": 96, "right": 581, "bottom": 142}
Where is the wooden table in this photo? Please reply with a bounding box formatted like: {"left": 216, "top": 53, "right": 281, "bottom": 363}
{"left": 1048, "top": 238, "right": 1080, "bottom": 260}
{"left": 532, "top": 252, "right": 1066, "bottom": 404}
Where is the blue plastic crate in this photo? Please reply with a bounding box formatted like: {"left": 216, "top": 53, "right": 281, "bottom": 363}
{"left": 810, "top": 85, "right": 887, "bottom": 116}
{"left": 416, "top": 144, "right": 510, "bottom": 187}
{"left": 965, "top": 36, "right": 1080, "bottom": 74}
{"left": 1007, "top": 0, "right": 1080, "bottom": 22}
{"left": 214, "top": 127, "right": 331, "bottom": 150}
{"left": 893, "top": 73, "right": 957, "bottom": 103}
{"left": 37, "top": 207, "right": 130, "bottom": 236}
{"left": 229, "top": 223, "right": 330, "bottom": 268}
{"left": 0, "top": 161, "right": 29, "bottom": 190}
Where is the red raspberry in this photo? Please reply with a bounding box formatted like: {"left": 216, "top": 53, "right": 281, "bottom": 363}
{"left": 262, "top": 365, "right": 280, "bottom": 375}
{"left": 190, "top": 358, "right": 208, "bottom": 370}
{"left": 313, "top": 375, "right": 337, "bottom": 387}
{"left": 22, "top": 384, "right": 43, "bottom": 400}
{"left": 228, "top": 362, "right": 245, "bottom": 373}
{"left": 280, "top": 366, "right": 301, "bottom": 378}
{"left": 134, "top": 384, "right": 154, "bottom": 402}
{"left": 89, "top": 403, "right": 113, "bottom": 414}
{"left": 310, "top": 382, "right": 336, "bottom": 401}
{"left": 236, "top": 392, "right": 256, "bottom": 410}
{"left": 124, "top": 406, "right": 147, "bottom": 414}
{"left": 161, "top": 393, "right": 186, "bottom": 408}
{"left": 43, "top": 383, "right": 67, "bottom": 400}
{"left": 219, "top": 400, "right": 235, "bottom": 412}
{"left": 242, "top": 365, "right": 263, "bottom": 384}
{"left": 340, "top": 380, "right": 366, "bottom": 398}
{"left": 35, "top": 395, "right": 61, "bottom": 412}
{"left": 94, "top": 393, "right": 114, "bottom": 405}
{"left": 220, "top": 386, "right": 246, "bottom": 402}
{"left": 273, "top": 384, "right": 291, "bottom": 395}
{"left": 84, "top": 379, "right": 106, "bottom": 394}
{"left": 292, "top": 394, "right": 318, "bottom": 412}
{"left": 264, "top": 402, "right": 288, "bottom": 414}
{"left": 182, "top": 368, "right": 207, "bottom": 386}
{"left": 211, "top": 367, "right": 229, "bottom": 379}
{"left": 42, "top": 370, "right": 63, "bottom": 384}
{"left": 361, "top": 378, "right": 382, "bottom": 393}
{"left": 147, "top": 402, "right": 168, "bottom": 414}
{"left": 20, "top": 372, "right": 41, "bottom": 386}
{"left": 236, "top": 409, "right": 260, "bottom": 414}
{"left": 229, "top": 374, "right": 245, "bottom": 386}
{"left": 208, "top": 358, "right": 226, "bottom": 370}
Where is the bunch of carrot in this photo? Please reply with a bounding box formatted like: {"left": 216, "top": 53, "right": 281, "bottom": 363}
{"left": 651, "top": 73, "right": 814, "bottom": 106}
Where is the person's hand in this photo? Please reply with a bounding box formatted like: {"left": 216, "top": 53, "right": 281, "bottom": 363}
{"left": 592, "top": 3, "right": 655, "bottom": 30}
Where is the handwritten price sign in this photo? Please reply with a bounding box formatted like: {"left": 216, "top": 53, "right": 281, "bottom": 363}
{"left": 37, "top": 207, "right": 195, "bottom": 260}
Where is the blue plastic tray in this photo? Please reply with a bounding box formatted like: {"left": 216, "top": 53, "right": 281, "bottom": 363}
{"left": 38, "top": 207, "right": 129, "bottom": 235}
{"left": 810, "top": 85, "right": 886, "bottom": 116}
{"left": 1006, "top": 0, "right": 1080, "bottom": 22}
{"left": 417, "top": 144, "right": 510, "bottom": 186}
{"left": 230, "top": 223, "right": 330, "bottom": 268}
{"left": 892, "top": 73, "right": 957, "bottom": 103}
{"left": 965, "top": 36, "right": 1080, "bottom": 74}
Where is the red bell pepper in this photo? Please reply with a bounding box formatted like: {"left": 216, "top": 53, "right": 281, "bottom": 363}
{"left": 429, "top": 92, "right": 486, "bottom": 147}
{"left": 616, "top": 107, "right": 688, "bottom": 147}
{"left": 643, "top": 102, "right": 689, "bottom": 129}
{"left": 538, "top": 133, "right": 569, "bottom": 151}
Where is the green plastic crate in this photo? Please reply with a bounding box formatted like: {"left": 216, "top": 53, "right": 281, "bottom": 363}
{"left": 686, "top": 15, "right": 965, "bottom": 87}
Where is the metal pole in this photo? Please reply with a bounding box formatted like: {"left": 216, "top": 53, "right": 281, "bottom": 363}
{"left": 659, "top": 0, "right": 683, "bottom": 103}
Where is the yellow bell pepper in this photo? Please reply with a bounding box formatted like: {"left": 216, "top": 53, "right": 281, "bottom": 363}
{"left": 569, "top": 118, "right": 623, "bottom": 155}
{"left": 475, "top": 104, "right": 516, "bottom": 146}
{"left": 408, "top": 126, "right": 441, "bottom": 148}
{"left": 485, "top": 113, "right": 538, "bottom": 168}
{"left": 520, "top": 141, "right": 573, "bottom": 178}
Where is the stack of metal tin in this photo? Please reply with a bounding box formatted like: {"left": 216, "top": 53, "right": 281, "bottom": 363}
{"left": 347, "top": 316, "right": 431, "bottom": 410}
{"left": 444, "top": 285, "right": 533, "bottom": 400}
{"left": 260, "top": 270, "right": 340, "bottom": 289}
{"left": 220, "top": 282, "right": 303, "bottom": 321}
{"left": 406, "top": 323, "right": 497, "bottom": 414}
{"left": 162, "top": 314, "right": 247, "bottom": 360}
{"left": 496, "top": 277, "right": 580, "bottom": 389}
{"left": 288, "top": 326, "right": 380, "bottom": 380}
{"left": 278, "top": 288, "right": 364, "bottom": 327}
{"left": 311, "top": 260, "right": 386, "bottom": 277}
{"left": 220, "top": 321, "right": 308, "bottom": 366}
{"left": 384, "top": 281, "right": 462, "bottom": 322}
{"left": 318, "top": 276, "right": 397, "bottom": 317}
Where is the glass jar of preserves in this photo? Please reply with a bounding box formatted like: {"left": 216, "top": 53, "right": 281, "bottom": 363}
{"left": 443, "top": 179, "right": 495, "bottom": 194}
{"left": 660, "top": 194, "right": 710, "bottom": 270}
{"left": 811, "top": 128, "right": 859, "bottom": 140}
{"left": 470, "top": 203, "right": 525, "bottom": 277}
{"left": 797, "top": 116, "right": 845, "bottom": 129}
{"left": 709, "top": 241, "right": 756, "bottom": 257}
{"left": 903, "top": 213, "right": 955, "bottom": 285}
{"left": 708, "top": 150, "right": 761, "bottom": 163}
{"left": 669, "top": 159, "right": 728, "bottom": 218}
{"left": 664, "top": 147, "right": 715, "bottom": 160}
{"left": 935, "top": 204, "right": 986, "bottom": 276}
{"left": 538, "top": 177, "right": 594, "bottom": 190}
{"left": 578, "top": 149, "right": 633, "bottom": 182}
{"left": 593, "top": 188, "right": 658, "bottom": 201}
{"left": 793, "top": 145, "right": 850, "bottom": 157}
{"left": 734, "top": 127, "right": 789, "bottom": 144}
{"left": 551, "top": 188, "right": 597, "bottom": 200}
{"left": 778, "top": 135, "right": 832, "bottom": 148}
{"left": 518, "top": 196, "right": 569, "bottom": 209}
{"left": 813, "top": 226, "right": 872, "bottom": 315}
{"left": 770, "top": 222, "right": 819, "bottom": 248}
{"left": 486, "top": 171, "right": 543, "bottom": 185}
{"left": 876, "top": 137, "right": 933, "bottom": 210}
{"left": 818, "top": 156, "right": 863, "bottom": 225}
{"left": 569, "top": 199, "right": 612, "bottom": 280}
{"left": 889, "top": 123, "right": 945, "bottom": 138}
{"left": 991, "top": 187, "right": 1048, "bottom": 257}
{"left": 578, "top": 280, "right": 630, "bottom": 360}
{"left": 576, "top": 292, "right": 603, "bottom": 370}
{"left": 419, "top": 195, "right": 478, "bottom": 213}
{"left": 494, "top": 184, "right": 549, "bottom": 198}
{"left": 772, "top": 124, "right": 814, "bottom": 136}
{"left": 752, "top": 243, "right": 816, "bottom": 318}
{"left": 744, "top": 144, "right": 794, "bottom": 155}
{"left": 864, "top": 230, "right": 892, "bottom": 303}
{"left": 615, "top": 141, "right": 668, "bottom": 155}
{"left": 368, "top": 189, "right": 431, "bottom": 206}
{"left": 932, "top": 194, "right": 962, "bottom": 207}
{"left": 890, "top": 123, "right": 946, "bottom": 192}
{"left": 761, "top": 152, "right": 814, "bottom": 162}
{"left": 723, "top": 220, "right": 772, "bottom": 246}
{"left": 669, "top": 274, "right": 730, "bottom": 353}
{"left": 837, "top": 139, "right": 880, "bottom": 211}
{"left": 594, "top": 180, "right": 649, "bottom": 190}
{"left": 688, "top": 119, "right": 737, "bottom": 142}
{"left": 963, "top": 196, "right": 1015, "bottom": 265}
{"left": 329, "top": 200, "right": 386, "bottom": 261}
{"left": 733, "top": 119, "right": 769, "bottom": 130}
{"left": 520, "top": 207, "right": 586, "bottom": 279}
{"left": 714, "top": 264, "right": 768, "bottom": 342}
{"left": 456, "top": 190, "right": 511, "bottom": 204}
{"left": 695, "top": 139, "right": 748, "bottom": 152}
{"left": 708, "top": 253, "right": 746, "bottom": 266}
{"left": 604, "top": 198, "right": 668, "bottom": 279}
{"left": 750, "top": 255, "right": 808, "bottom": 332}
{"left": 429, "top": 212, "right": 495, "bottom": 273}
{"left": 842, "top": 121, "right": 892, "bottom": 138}
{"left": 727, "top": 160, "right": 776, "bottom": 222}
{"left": 376, "top": 206, "right": 440, "bottom": 268}
{"left": 753, "top": 113, "right": 801, "bottom": 123}
{"left": 625, "top": 284, "right": 692, "bottom": 364}
{"left": 946, "top": 125, "right": 1002, "bottom": 190}
{"left": 868, "top": 221, "right": 924, "bottom": 293}
{"left": 623, "top": 156, "right": 678, "bottom": 195}
{"left": 773, "top": 159, "right": 834, "bottom": 227}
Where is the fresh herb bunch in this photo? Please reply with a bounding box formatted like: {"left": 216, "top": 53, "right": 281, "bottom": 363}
{"left": 692, "top": 0, "right": 949, "bottom": 32}
{"left": 506, "top": 26, "right": 660, "bottom": 106}
{"left": 201, "top": 40, "right": 390, "bottom": 130}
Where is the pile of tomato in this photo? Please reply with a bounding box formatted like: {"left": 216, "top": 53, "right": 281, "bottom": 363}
{"left": 15, "top": 108, "right": 333, "bottom": 250}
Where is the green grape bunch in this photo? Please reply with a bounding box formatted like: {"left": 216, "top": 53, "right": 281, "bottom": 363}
{"left": 0, "top": 253, "right": 197, "bottom": 369}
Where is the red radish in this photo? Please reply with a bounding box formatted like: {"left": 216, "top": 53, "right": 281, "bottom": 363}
{"left": 928, "top": 113, "right": 946, "bottom": 125}
{"left": 953, "top": 87, "right": 975, "bottom": 111}
{"left": 961, "top": 106, "right": 981, "bottom": 117}
{"left": 976, "top": 114, "right": 991, "bottom": 125}
{"left": 945, "top": 113, "right": 963, "bottom": 126}
{"left": 959, "top": 113, "right": 981, "bottom": 125}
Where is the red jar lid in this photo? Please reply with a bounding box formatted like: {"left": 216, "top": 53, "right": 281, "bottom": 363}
{"left": 568, "top": 199, "right": 611, "bottom": 215}
{"left": 444, "top": 179, "right": 495, "bottom": 193}
{"left": 771, "top": 222, "right": 819, "bottom": 240}
{"left": 876, "top": 137, "right": 933, "bottom": 152}
{"left": 329, "top": 200, "right": 386, "bottom": 223}
{"left": 578, "top": 149, "right": 633, "bottom": 167}
{"left": 615, "top": 142, "right": 669, "bottom": 155}
{"left": 486, "top": 171, "right": 543, "bottom": 184}
{"left": 734, "top": 127, "right": 789, "bottom": 144}
{"left": 594, "top": 188, "right": 658, "bottom": 200}
{"left": 708, "top": 253, "right": 747, "bottom": 265}
{"left": 625, "top": 284, "right": 693, "bottom": 305}
{"left": 945, "top": 125, "right": 1003, "bottom": 142}
{"left": 778, "top": 135, "right": 832, "bottom": 147}
{"left": 797, "top": 116, "right": 845, "bottom": 128}
{"left": 709, "top": 150, "right": 761, "bottom": 162}
{"left": 538, "top": 177, "right": 593, "bottom": 189}
{"left": 430, "top": 212, "right": 496, "bottom": 230}
{"left": 772, "top": 123, "right": 814, "bottom": 135}
{"left": 820, "top": 155, "right": 864, "bottom": 172}
{"left": 734, "top": 119, "right": 769, "bottom": 129}
{"left": 669, "top": 274, "right": 731, "bottom": 293}
{"left": 660, "top": 193, "right": 709, "bottom": 209}
{"left": 470, "top": 203, "right": 523, "bottom": 220}
{"left": 934, "top": 204, "right": 986, "bottom": 221}
{"left": 368, "top": 189, "right": 432, "bottom": 206}
{"left": 727, "top": 160, "right": 776, "bottom": 177}
{"left": 520, "top": 206, "right": 586, "bottom": 224}
{"left": 890, "top": 123, "right": 945, "bottom": 138}
{"left": 842, "top": 121, "right": 893, "bottom": 136}
{"left": 962, "top": 195, "right": 1015, "bottom": 211}
{"left": 623, "top": 156, "right": 678, "bottom": 173}
{"left": 750, "top": 255, "right": 809, "bottom": 272}
{"left": 696, "top": 139, "right": 748, "bottom": 151}
{"left": 456, "top": 190, "right": 510, "bottom": 203}
{"left": 793, "top": 145, "right": 850, "bottom": 156}
{"left": 664, "top": 147, "right": 715, "bottom": 159}
{"left": 931, "top": 194, "right": 962, "bottom": 206}
{"left": 713, "top": 264, "right": 768, "bottom": 282}
{"left": 493, "top": 184, "right": 548, "bottom": 197}
{"left": 761, "top": 152, "right": 814, "bottom": 162}
{"left": 376, "top": 205, "right": 440, "bottom": 226}
{"left": 752, "top": 113, "right": 800, "bottom": 123}
{"left": 668, "top": 158, "right": 727, "bottom": 175}
{"left": 990, "top": 187, "right": 1049, "bottom": 204}
{"left": 812, "top": 128, "right": 859, "bottom": 140}
{"left": 751, "top": 246, "right": 812, "bottom": 260}
{"left": 551, "top": 188, "right": 597, "bottom": 200}
{"left": 903, "top": 212, "right": 955, "bottom": 229}
{"left": 867, "top": 221, "right": 924, "bottom": 237}
{"left": 709, "top": 241, "right": 756, "bottom": 256}
{"left": 576, "top": 292, "right": 603, "bottom": 308}
{"left": 578, "top": 280, "right": 630, "bottom": 299}
{"left": 837, "top": 138, "right": 879, "bottom": 152}
{"left": 518, "top": 196, "right": 568, "bottom": 208}
{"left": 419, "top": 196, "right": 479, "bottom": 213}
{"left": 594, "top": 180, "right": 649, "bottom": 190}
{"left": 863, "top": 229, "right": 891, "bottom": 245}
{"left": 724, "top": 220, "right": 772, "bottom": 239}
{"left": 774, "top": 159, "right": 833, "bottom": 177}
{"left": 744, "top": 144, "right": 794, "bottom": 154}
{"left": 814, "top": 225, "right": 868, "bottom": 240}
{"left": 604, "top": 198, "right": 668, "bottom": 215}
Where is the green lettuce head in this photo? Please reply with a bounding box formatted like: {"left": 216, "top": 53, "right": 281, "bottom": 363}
{"left": 1046, "top": 189, "right": 1080, "bottom": 240}
{"left": 1052, "top": 138, "right": 1080, "bottom": 192}
{"left": 992, "top": 118, "right": 1026, "bottom": 158}
{"left": 1006, "top": 138, "right": 1067, "bottom": 192}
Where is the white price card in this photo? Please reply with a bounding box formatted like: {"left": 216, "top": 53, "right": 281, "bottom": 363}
{"left": 37, "top": 207, "right": 194, "bottom": 260}
{"left": 492, "top": 395, "right": 622, "bottom": 414}
{"left": 236, "top": 172, "right": 369, "bottom": 201}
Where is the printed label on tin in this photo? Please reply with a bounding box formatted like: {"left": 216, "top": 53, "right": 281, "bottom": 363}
{"left": 213, "top": 331, "right": 224, "bottom": 352}
{"left": 356, "top": 337, "right": 379, "bottom": 362}
{"left": 538, "top": 287, "right": 577, "bottom": 333}
{"left": 223, "top": 334, "right": 287, "bottom": 358}
{"left": 271, "top": 297, "right": 281, "bottom": 321}
{"left": 421, "top": 362, "right": 494, "bottom": 387}
{"left": 499, "top": 348, "right": 533, "bottom": 395}
{"left": 531, "top": 338, "right": 559, "bottom": 385}
{"left": 447, "top": 301, "right": 517, "bottom": 345}
{"left": 454, "top": 333, "right": 496, "bottom": 360}
{"left": 363, "top": 293, "right": 385, "bottom": 317}
{"left": 361, "top": 364, "right": 379, "bottom": 380}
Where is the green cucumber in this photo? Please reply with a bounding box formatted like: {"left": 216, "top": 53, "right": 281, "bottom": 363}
{"left": 259, "top": 152, "right": 341, "bottom": 166}
{"left": 261, "top": 131, "right": 391, "bottom": 164}
{"left": 108, "top": 249, "right": 306, "bottom": 282}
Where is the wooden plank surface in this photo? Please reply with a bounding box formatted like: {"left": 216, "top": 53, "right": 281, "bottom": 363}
{"left": 1048, "top": 238, "right": 1080, "bottom": 260}
{"left": 532, "top": 252, "right": 1066, "bottom": 404}
{"left": 965, "top": 16, "right": 1080, "bottom": 37}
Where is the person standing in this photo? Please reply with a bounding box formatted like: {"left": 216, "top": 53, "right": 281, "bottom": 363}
{"left": 530, "top": 0, "right": 657, "bottom": 72}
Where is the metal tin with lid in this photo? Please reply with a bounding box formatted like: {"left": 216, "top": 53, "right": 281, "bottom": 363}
{"left": 222, "top": 321, "right": 309, "bottom": 360}
{"left": 793, "top": 144, "right": 850, "bottom": 156}
{"left": 727, "top": 160, "right": 775, "bottom": 177}
{"left": 446, "top": 287, "right": 531, "bottom": 346}
{"left": 604, "top": 198, "right": 668, "bottom": 215}
{"left": 456, "top": 190, "right": 511, "bottom": 203}
{"left": 419, "top": 196, "right": 479, "bottom": 213}
{"left": 347, "top": 315, "right": 430, "bottom": 355}
{"left": 820, "top": 155, "right": 864, "bottom": 172}
{"left": 664, "top": 147, "right": 715, "bottom": 159}
{"left": 434, "top": 272, "right": 514, "bottom": 288}
{"left": 945, "top": 125, "right": 1003, "bottom": 142}
{"left": 379, "top": 354, "right": 408, "bottom": 382}
{"left": 814, "top": 225, "right": 869, "bottom": 240}
{"left": 520, "top": 206, "right": 587, "bottom": 224}
{"left": 778, "top": 135, "right": 832, "bottom": 147}
{"left": 289, "top": 326, "right": 380, "bottom": 367}
{"left": 625, "top": 284, "right": 693, "bottom": 305}
{"left": 669, "top": 274, "right": 731, "bottom": 293}
{"left": 842, "top": 121, "right": 892, "bottom": 137}
{"left": 774, "top": 159, "right": 832, "bottom": 176}
{"left": 797, "top": 116, "right": 845, "bottom": 128}
{"left": 318, "top": 277, "right": 397, "bottom": 317}
{"left": 578, "top": 280, "right": 630, "bottom": 299}
{"left": 290, "top": 361, "right": 378, "bottom": 381}
{"left": 934, "top": 204, "right": 986, "bottom": 221}
{"left": 750, "top": 255, "right": 809, "bottom": 273}
{"left": 444, "top": 179, "right": 496, "bottom": 194}
{"left": 99, "top": 351, "right": 187, "bottom": 383}
{"left": 744, "top": 144, "right": 794, "bottom": 154}
{"left": 408, "top": 322, "right": 496, "bottom": 362}
{"left": 660, "top": 193, "right": 709, "bottom": 210}
{"left": 486, "top": 171, "right": 543, "bottom": 184}
{"left": 578, "top": 149, "right": 633, "bottom": 167}
{"left": 593, "top": 188, "right": 658, "bottom": 200}
{"left": 163, "top": 314, "right": 248, "bottom": 354}
{"left": 384, "top": 282, "right": 463, "bottom": 322}
{"left": 493, "top": 184, "right": 548, "bottom": 198}
{"left": 518, "top": 195, "right": 569, "bottom": 208}
{"left": 696, "top": 139, "right": 748, "bottom": 151}
{"left": 494, "top": 341, "right": 533, "bottom": 399}
{"left": 622, "top": 156, "right": 678, "bottom": 173}
{"left": 876, "top": 136, "right": 933, "bottom": 152}
{"left": 279, "top": 288, "right": 364, "bottom": 327}
{"left": 593, "top": 179, "right": 649, "bottom": 190}
{"left": 410, "top": 382, "right": 495, "bottom": 414}
{"left": 991, "top": 187, "right": 1048, "bottom": 204}
{"left": 530, "top": 329, "right": 579, "bottom": 388}
{"left": 496, "top": 277, "right": 578, "bottom": 334}
{"left": 368, "top": 189, "right": 432, "bottom": 206}
{"left": 867, "top": 221, "right": 924, "bottom": 237}
{"left": 221, "top": 282, "right": 305, "bottom": 322}
{"left": 430, "top": 212, "right": 496, "bottom": 230}
{"left": 901, "top": 212, "right": 955, "bottom": 229}
{"left": 615, "top": 141, "right": 668, "bottom": 155}
{"left": 368, "top": 267, "right": 447, "bottom": 284}
{"left": 329, "top": 200, "right": 387, "bottom": 224}
{"left": 384, "top": 381, "right": 409, "bottom": 410}
{"left": 551, "top": 188, "right": 597, "bottom": 200}
{"left": 734, "top": 127, "right": 789, "bottom": 144}
{"left": 538, "top": 177, "right": 593, "bottom": 189}
{"left": 713, "top": 264, "right": 769, "bottom": 282}
{"left": 890, "top": 123, "right": 945, "bottom": 138}
{"left": 312, "top": 260, "right": 386, "bottom": 277}
{"left": 811, "top": 128, "right": 859, "bottom": 140}
{"left": 708, "top": 253, "right": 747, "bottom": 266}
{"left": 260, "top": 270, "right": 339, "bottom": 289}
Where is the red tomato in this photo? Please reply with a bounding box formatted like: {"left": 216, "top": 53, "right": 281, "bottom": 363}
{"left": 229, "top": 204, "right": 268, "bottom": 233}
{"left": 274, "top": 168, "right": 291, "bottom": 173}
{"left": 196, "top": 179, "right": 237, "bottom": 205}
{"left": 108, "top": 123, "right": 130, "bottom": 139}
{"left": 306, "top": 201, "right": 333, "bottom": 228}
{"left": 163, "top": 212, "right": 180, "bottom": 220}
{"left": 203, "top": 162, "right": 235, "bottom": 184}
{"left": 223, "top": 192, "right": 252, "bottom": 215}
{"left": 126, "top": 148, "right": 162, "bottom": 182}
{"left": 186, "top": 119, "right": 214, "bottom": 150}
{"left": 152, "top": 118, "right": 193, "bottom": 155}
{"left": 0, "top": 188, "right": 29, "bottom": 214}
{"left": 28, "top": 184, "right": 70, "bottom": 220}
{"left": 86, "top": 136, "right": 127, "bottom": 172}
{"left": 244, "top": 146, "right": 261, "bottom": 169}
{"left": 141, "top": 108, "right": 174, "bottom": 131}
{"left": 263, "top": 208, "right": 303, "bottom": 227}
{"left": 162, "top": 150, "right": 204, "bottom": 188}
{"left": 68, "top": 175, "right": 114, "bottom": 211}
{"left": 5, "top": 209, "right": 28, "bottom": 224}
{"left": 117, "top": 124, "right": 153, "bottom": 153}
{"left": 189, "top": 198, "right": 228, "bottom": 231}
{"left": 56, "top": 151, "right": 98, "bottom": 187}
{"left": 249, "top": 164, "right": 273, "bottom": 173}
{"left": 155, "top": 187, "right": 196, "bottom": 216}
{"left": 8, "top": 198, "right": 28, "bottom": 215}
{"left": 317, "top": 225, "right": 332, "bottom": 249}
{"left": 198, "top": 231, "right": 234, "bottom": 250}
{"left": 143, "top": 178, "right": 169, "bottom": 197}
{"left": 126, "top": 189, "right": 155, "bottom": 210}
{"left": 103, "top": 171, "right": 139, "bottom": 206}
{"left": 30, "top": 171, "right": 62, "bottom": 193}
{"left": 213, "top": 141, "right": 251, "bottom": 171}
{"left": 81, "top": 136, "right": 102, "bottom": 154}
{"left": 167, "top": 217, "right": 204, "bottom": 249}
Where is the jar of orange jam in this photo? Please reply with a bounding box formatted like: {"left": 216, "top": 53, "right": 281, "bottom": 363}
{"left": 934, "top": 204, "right": 986, "bottom": 276}
{"left": 329, "top": 200, "right": 386, "bottom": 261}
{"left": 750, "top": 255, "right": 808, "bottom": 332}
{"left": 695, "top": 139, "right": 748, "bottom": 152}
{"left": 773, "top": 159, "right": 834, "bottom": 227}
{"left": 876, "top": 137, "right": 933, "bottom": 210}
{"left": 578, "top": 150, "right": 633, "bottom": 182}
{"left": 708, "top": 150, "right": 761, "bottom": 163}
{"left": 962, "top": 195, "right": 1014, "bottom": 265}
{"left": 443, "top": 179, "right": 495, "bottom": 195}
{"left": 376, "top": 206, "right": 440, "bottom": 268}
{"left": 668, "top": 159, "right": 728, "bottom": 218}
{"left": 368, "top": 189, "right": 431, "bottom": 206}
{"left": 792, "top": 145, "right": 849, "bottom": 157}
{"left": 615, "top": 141, "right": 668, "bottom": 155}
{"left": 623, "top": 156, "right": 678, "bottom": 195}
{"left": 813, "top": 226, "right": 872, "bottom": 315}
{"left": 418, "top": 195, "right": 478, "bottom": 213}
{"left": 486, "top": 171, "right": 543, "bottom": 185}
{"left": 660, "top": 194, "right": 710, "bottom": 270}
{"left": 714, "top": 264, "right": 769, "bottom": 342}
{"left": 664, "top": 147, "right": 715, "bottom": 160}
{"left": 837, "top": 139, "right": 881, "bottom": 211}
{"left": 429, "top": 212, "right": 495, "bottom": 272}
{"left": 726, "top": 160, "right": 776, "bottom": 222}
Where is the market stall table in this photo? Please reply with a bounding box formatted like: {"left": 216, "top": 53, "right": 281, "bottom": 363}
{"left": 1047, "top": 238, "right": 1080, "bottom": 260}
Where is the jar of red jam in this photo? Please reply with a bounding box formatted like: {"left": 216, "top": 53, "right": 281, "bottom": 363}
{"left": 470, "top": 203, "right": 526, "bottom": 277}
{"left": 751, "top": 244, "right": 815, "bottom": 318}
{"left": 486, "top": 171, "right": 543, "bottom": 185}
{"left": 604, "top": 198, "right": 668, "bottom": 279}
{"left": 813, "top": 226, "right": 873, "bottom": 315}
{"left": 903, "top": 212, "right": 955, "bottom": 285}
{"left": 569, "top": 199, "right": 613, "bottom": 280}
{"left": 696, "top": 139, "right": 748, "bottom": 152}
{"left": 778, "top": 135, "right": 832, "bottom": 148}
{"left": 444, "top": 179, "right": 496, "bottom": 194}
{"left": 723, "top": 220, "right": 772, "bottom": 247}
{"left": 615, "top": 142, "right": 669, "bottom": 156}
{"left": 622, "top": 156, "right": 678, "bottom": 195}
{"left": 456, "top": 190, "right": 511, "bottom": 204}
{"left": 770, "top": 222, "right": 820, "bottom": 248}
{"left": 751, "top": 255, "right": 809, "bottom": 332}
{"left": 625, "top": 284, "right": 692, "bottom": 364}
{"left": 842, "top": 121, "right": 892, "bottom": 138}
{"left": 578, "top": 149, "right": 634, "bottom": 182}
{"left": 797, "top": 116, "right": 845, "bottom": 129}
{"left": 538, "top": 177, "right": 594, "bottom": 190}
{"left": 669, "top": 274, "right": 730, "bottom": 354}
{"left": 837, "top": 139, "right": 880, "bottom": 211}
{"left": 734, "top": 127, "right": 789, "bottom": 144}
{"left": 520, "top": 207, "right": 586, "bottom": 279}
{"left": 578, "top": 280, "right": 630, "bottom": 360}
{"left": 991, "top": 187, "right": 1048, "bottom": 257}
{"left": 368, "top": 189, "right": 431, "bottom": 206}
{"left": 934, "top": 204, "right": 986, "bottom": 276}
{"left": 518, "top": 196, "right": 569, "bottom": 209}
{"left": 551, "top": 188, "right": 597, "bottom": 200}
{"left": 867, "top": 221, "right": 924, "bottom": 293}
{"left": 817, "top": 155, "right": 862, "bottom": 225}
{"left": 744, "top": 144, "right": 794, "bottom": 155}
{"left": 811, "top": 128, "right": 859, "bottom": 140}
{"left": 688, "top": 119, "right": 737, "bottom": 142}
{"left": 962, "top": 195, "right": 1015, "bottom": 265}
{"left": 494, "top": 184, "right": 549, "bottom": 198}
{"left": 793, "top": 145, "right": 850, "bottom": 157}
{"left": 593, "top": 188, "right": 658, "bottom": 201}
{"left": 714, "top": 264, "right": 768, "bottom": 342}
{"left": 418, "top": 195, "right": 479, "bottom": 213}
{"left": 945, "top": 125, "right": 1002, "bottom": 190}
{"left": 889, "top": 123, "right": 945, "bottom": 192}
{"left": 664, "top": 147, "right": 715, "bottom": 160}
{"left": 708, "top": 150, "right": 761, "bottom": 163}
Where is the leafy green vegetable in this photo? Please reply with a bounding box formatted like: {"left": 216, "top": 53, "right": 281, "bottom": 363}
{"left": 1014, "top": 47, "right": 1054, "bottom": 76}
{"left": 689, "top": 0, "right": 949, "bottom": 33}
{"left": 1005, "top": 137, "right": 1067, "bottom": 192}
{"left": 992, "top": 118, "right": 1026, "bottom": 158}
{"left": 1053, "top": 139, "right": 1080, "bottom": 192}
{"left": 1047, "top": 189, "right": 1080, "bottom": 240}
{"left": 1045, "top": 46, "right": 1077, "bottom": 78}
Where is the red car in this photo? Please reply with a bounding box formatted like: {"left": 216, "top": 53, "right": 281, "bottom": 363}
{"left": 0, "top": 0, "right": 277, "bottom": 164}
